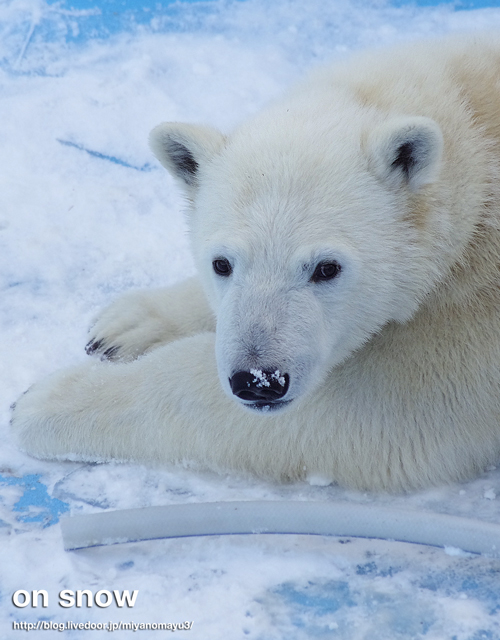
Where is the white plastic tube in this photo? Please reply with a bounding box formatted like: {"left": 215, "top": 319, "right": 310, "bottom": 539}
{"left": 61, "top": 501, "right": 500, "bottom": 555}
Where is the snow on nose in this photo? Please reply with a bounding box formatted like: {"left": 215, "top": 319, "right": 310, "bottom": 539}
{"left": 229, "top": 369, "right": 290, "bottom": 402}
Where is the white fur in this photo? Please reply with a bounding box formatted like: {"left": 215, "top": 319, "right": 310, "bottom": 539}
{"left": 11, "top": 35, "right": 500, "bottom": 491}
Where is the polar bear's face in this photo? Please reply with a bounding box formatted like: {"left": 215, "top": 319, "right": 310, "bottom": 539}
{"left": 150, "top": 113, "right": 443, "bottom": 412}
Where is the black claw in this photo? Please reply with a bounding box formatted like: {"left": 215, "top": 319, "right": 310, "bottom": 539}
{"left": 102, "top": 345, "right": 120, "bottom": 360}
{"left": 86, "top": 338, "right": 103, "bottom": 355}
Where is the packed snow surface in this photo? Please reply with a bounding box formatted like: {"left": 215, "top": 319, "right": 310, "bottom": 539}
{"left": 2, "top": 0, "right": 500, "bottom": 638}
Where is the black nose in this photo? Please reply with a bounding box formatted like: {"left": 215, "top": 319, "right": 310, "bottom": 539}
{"left": 229, "top": 370, "right": 290, "bottom": 402}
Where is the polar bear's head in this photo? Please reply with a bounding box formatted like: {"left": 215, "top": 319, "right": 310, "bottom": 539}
{"left": 150, "top": 109, "right": 443, "bottom": 413}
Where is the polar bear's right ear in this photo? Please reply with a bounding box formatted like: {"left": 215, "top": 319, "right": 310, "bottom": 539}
{"left": 149, "top": 123, "right": 226, "bottom": 190}
{"left": 367, "top": 116, "right": 443, "bottom": 192}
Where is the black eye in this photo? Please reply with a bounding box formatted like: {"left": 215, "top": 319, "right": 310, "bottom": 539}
{"left": 213, "top": 258, "right": 232, "bottom": 277}
{"left": 311, "top": 261, "right": 341, "bottom": 283}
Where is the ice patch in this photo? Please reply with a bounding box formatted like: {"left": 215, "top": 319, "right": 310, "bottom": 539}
{"left": 0, "top": 474, "right": 69, "bottom": 527}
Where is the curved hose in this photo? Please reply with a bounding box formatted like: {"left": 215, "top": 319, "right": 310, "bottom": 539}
{"left": 61, "top": 500, "right": 500, "bottom": 555}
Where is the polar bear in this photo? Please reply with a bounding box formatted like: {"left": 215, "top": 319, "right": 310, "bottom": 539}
{"left": 11, "top": 35, "right": 500, "bottom": 492}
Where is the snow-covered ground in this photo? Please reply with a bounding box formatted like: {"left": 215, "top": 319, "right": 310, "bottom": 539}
{"left": 1, "top": 0, "right": 500, "bottom": 637}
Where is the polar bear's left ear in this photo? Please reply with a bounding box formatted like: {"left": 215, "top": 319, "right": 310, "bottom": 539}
{"left": 367, "top": 116, "right": 443, "bottom": 192}
{"left": 149, "top": 122, "right": 226, "bottom": 190}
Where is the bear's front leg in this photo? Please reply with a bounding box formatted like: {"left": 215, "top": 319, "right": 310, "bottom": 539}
{"left": 86, "top": 277, "right": 215, "bottom": 362}
{"left": 10, "top": 333, "right": 311, "bottom": 481}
